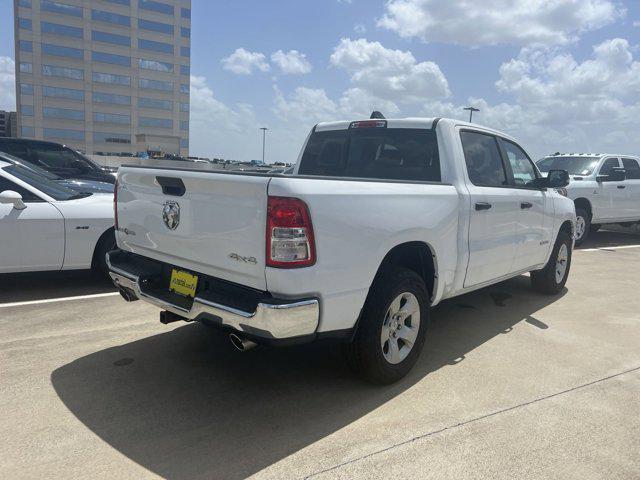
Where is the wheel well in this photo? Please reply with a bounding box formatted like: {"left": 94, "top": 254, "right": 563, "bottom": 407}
{"left": 574, "top": 198, "right": 592, "bottom": 218}
{"left": 91, "top": 227, "right": 116, "bottom": 268}
{"left": 375, "top": 242, "right": 436, "bottom": 301}
{"left": 559, "top": 220, "right": 573, "bottom": 237}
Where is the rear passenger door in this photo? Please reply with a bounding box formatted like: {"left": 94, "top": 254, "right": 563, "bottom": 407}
{"left": 498, "top": 138, "right": 552, "bottom": 270}
{"left": 621, "top": 158, "right": 640, "bottom": 219}
{"left": 460, "top": 130, "right": 519, "bottom": 288}
{"left": 595, "top": 157, "right": 623, "bottom": 221}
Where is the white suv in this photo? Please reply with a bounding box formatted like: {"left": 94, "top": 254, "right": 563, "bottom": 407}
{"left": 537, "top": 153, "right": 640, "bottom": 245}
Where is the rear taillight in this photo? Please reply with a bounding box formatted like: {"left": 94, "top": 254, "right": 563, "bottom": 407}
{"left": 113, "top": 177, "right": 119, "bottom": 230}
{"left": 266, "top": 196, "right": 315, "bottom": 268}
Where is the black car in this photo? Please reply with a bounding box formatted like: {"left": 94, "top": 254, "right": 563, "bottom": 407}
{"left": 0, "top": 138, "right": 116, "bottom": 184}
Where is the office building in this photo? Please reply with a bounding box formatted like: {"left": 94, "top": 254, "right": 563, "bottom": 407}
{"left": 0, "top": 110, "right": 18, "bottom": 137}
{"left": 13, "top": 0, "right": 190, "bottom": 156}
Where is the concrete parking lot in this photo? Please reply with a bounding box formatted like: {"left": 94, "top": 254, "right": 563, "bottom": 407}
{"left": 1, "top": 230, "right": 639, "bottom": 479}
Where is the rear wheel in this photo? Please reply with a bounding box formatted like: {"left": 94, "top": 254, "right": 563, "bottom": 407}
{"left": 344, "top": 267, "right": 429, "bottom": 384}
{"left": 531, "top": 230, "right": 572, "bottom": 295}
{"left": 590, "top": 224, "right": 601, "bottom": 233}
{"left": 574, "top": 208, "right": 590, "bottom": 246}
{"left": 93, "top": 230, "right": 116, "bottom": 275}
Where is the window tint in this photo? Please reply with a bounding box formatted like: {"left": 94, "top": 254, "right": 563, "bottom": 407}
{"left": 499, "top": 138, "right": 537, "bottom": 187}
{"left": 92, "top": 51, "right": 131, "bottom": 66}
{"left": 19, "top": 17, "right": 32, "bottom": 30}
{"left": 29, "top": 145, "right": 90, "bottom": 173}
{"left": 622, "top": 158, "right": 640, "bottom": 179}
{"left": 138, "top": 18, "right": 173, "bottom": 35}
{"left": 0, "top": 175, "right": 42, "bottom": 202}
{"left": 0, "top": 141, "right": 30, "bottom": 159}
{"left": 92, "top": 30, "right": 130, "bottom": 47}
{"left": 299, "top": 127, "right": 441, "bottom": 181}
{"left": 41, "top": 1, "right": 82, "bottom": 17}
{"left": 4, "top": 165, "right": 85, "bottom": 201}
{"left": 180, "top": 64, "right": 190, "bottom": 76}
{"left": 599, "top": 158, "right": 620, "bottom": 176}
{"left": 91, "top": 9, "right": 130, "bottom": 26}
{"left": 42, "top": 43, "right": 83, "bottom": 59}
{"left": 139, "top": 0, "right": 174, "bottom": 15}
{"left": 138, "top": 39, "right": 173, "bottom": 54}
{"left": 19, "top": 40, "right": 33, "bottom": 52}
{"left": 41, "top": 21, "right": 83, "bottom": 38}
{"left": 461, "top": 131, "right": 507, "bottom": 187}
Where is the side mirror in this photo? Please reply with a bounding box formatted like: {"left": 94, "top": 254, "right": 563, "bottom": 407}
{"left": 597, "top": 167, "right": 626, "bottom": 182}
{"left": 546, "top": 169, "right": 570, "bottom": 188}
{"left": 0, "top": 190, "right": 27, "bottom": 210}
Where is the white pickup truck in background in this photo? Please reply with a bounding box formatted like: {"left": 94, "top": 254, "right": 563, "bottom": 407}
{"left": 108, "top": 117, "right": 575, "bottom": 383}
{"left": 537, "top": 153, "right": 640, "bottom": 245}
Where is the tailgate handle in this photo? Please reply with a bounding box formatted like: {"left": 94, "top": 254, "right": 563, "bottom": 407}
{"left": 156, "top": 176, "right": 185, "bottom": 196}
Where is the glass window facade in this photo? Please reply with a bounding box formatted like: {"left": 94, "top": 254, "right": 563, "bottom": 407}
{"left": 180, "top": 138, "right": 189, "bottom": 148}
{"left": 180, "top": 120, "right": 189, "bottom": 130}
{"left": 180, "top": 64, "right": 189, "bottom": 76}
{"left": 94, "top": 112, "right": 131, "bottom": 124}
{"left": 19, "top": 0, "right": 32, "bottom": 7}
{"left": 139, "top": 78, "right": 173, "bottom": 91}
{"left": 41, "top": 21, "right": 84, "bottom": 38}
{"left": 138, "top": 38, "right": 173, "bottom": 54}
{"left": 180, "top": 46, "right": 190, "bottom": 57}
{"left": 92, "top": 71, "right": 131, "bottom": 86}
{"left": 91, "top": 9, "right": 130, "bottom": 26}
{"left": 20, "top": 84, "right": 34, "bottom": 95}
{"left": 139, "top": 117, "right": 172, "bottom": 128}
{"left": 43, "top": 128, "right": 84, "bottom": 141}
{"left": 138, "top": 18, "right": 174, "bottom": 35}
{"left": 181, "top": 27, "right": 190, "bottom": 38}
{"left": 138, "top": 97, "right": 172, "bottom": 110}
{"left": 179, "top": 102, "right": 189, "bottom": 112}
{"left": 42, "top": 43, "right": 84, "bottom": 59}
{"left": 139, "top": 58, "right": 173, "bottom": 72}
{"left": 181, "top": 8, "right": 190, "bottom": 19}
{"left": 42, "top": 64, "right": 84, "bottom": 80}
{"left": 21, "top": 126, "right": 35, "bottom": 137}
{"left": 43, "top": 86, "right": 85, "bottom": 101}
{"left": 19, "top": 41, "right": 33, "bottom": 53}
{"left": 21, "top": 105, "right": 34, "bottom": 116}
{"left": 41, "top": 1, "right": 83, "bottom": 17}
{"left": 19, "top": 18, "right": 32, "bottom": 30}
{"left": 139, "top": 0, "right": 174, "bottom": 15}
{"left": 104, "top": 0, "right": 129, "bottom": 5}
{"left": 180, "top": 83, "right": 189, "bottom": 94}
{"left": 93, "top": 92, "right": 131, "bottom": 105}
{"left": 92, "top": 30, "right": 131, "bottom": 47}
{"left": 94, "top": 132, "right": 132, "bottom": 144}
{"left": 43, "top": 107, "right": 85, "bottom": 121}
{"left": 19, "top": 62, "right": 33, "bottom": 73}
{"left": 92, "top": 51, "right": 131, "bottom": 66}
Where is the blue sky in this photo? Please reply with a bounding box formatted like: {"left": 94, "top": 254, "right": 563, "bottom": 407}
{"left": 1, "top": 0, "right": 639, "bottom": 162}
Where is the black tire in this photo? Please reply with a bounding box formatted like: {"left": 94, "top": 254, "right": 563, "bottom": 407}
{"left": 344, "top": 267, "right": 429, "bottom": 384}
{"left": 590, "top": 224, "right": 601, "bottom": 233}
{"left": 531, "top": 230, "right": 572, "bottom": 295}
{"left": 93, "top": 229, "right": 116, "bottom": 275}
{"left": 574, "top": 208, "right": 590, "bottom": 246}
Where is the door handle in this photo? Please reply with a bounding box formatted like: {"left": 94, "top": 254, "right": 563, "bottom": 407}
{"left": 520, "top": 202, "right": 533, "bottom": 209}
{"left": 475, "top": 202, "right": 492, "bottom": 211}
{"left": 617, "top": 185, "right": 626, "bottom": 189}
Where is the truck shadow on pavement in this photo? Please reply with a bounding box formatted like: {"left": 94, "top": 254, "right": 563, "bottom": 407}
{"left": 51, "top": 275, "right": 565, "bottom": 480}
{"left": 0, "top": 270, "right": 115, "bottom": 304}
{"left": 577, "top": 228, "right": 640, "bottom": 250}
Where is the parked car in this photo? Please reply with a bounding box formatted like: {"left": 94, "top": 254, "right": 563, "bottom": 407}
{"left": 107, "top": 116, "right": 574, "bottom": 383}
{"left": 0, "top": 152, "right": 114, "bottom": 194}
{"left": 537, "top": 153, "right": 640, "bottom": 244}
{"left": 0, "top": 158, "right": 115, "bottom": 274}
{"left": 0, "top": 138, "right": 116, "bottom": 186}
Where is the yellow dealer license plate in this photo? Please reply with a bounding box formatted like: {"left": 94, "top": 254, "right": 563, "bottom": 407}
{"left": 169, "top": 269, "right": 198, "bottom": 298}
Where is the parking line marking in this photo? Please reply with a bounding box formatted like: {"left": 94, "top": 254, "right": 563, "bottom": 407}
{"left": 577, "top": 244, "right": 640, "bottom": 252}
{"left": 0, "top": 292, "right": 120, "bottom": 308}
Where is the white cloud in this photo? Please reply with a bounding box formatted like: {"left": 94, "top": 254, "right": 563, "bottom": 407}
{"left": 271, "top": 50, "right": 312, "bottom": 75}
{"left": 221, "top": 48, "right": 270, "bottom": 75}
{"left": 354, "top": 23, "right": 366, "bottom": 34}
{"left": 0, "top": 57, "right": 16, "bottom": 111}
{"left": 378, "top": 0, "right": 623, "bottom": 47}
{"left": 330, "top": 38, "right": 450, "bottom": 104}
{"left": 633, "top": 20, "right": 640, "bottom": 27}
{"left": 423, "top": 38, "right": 640, "bottom": 158}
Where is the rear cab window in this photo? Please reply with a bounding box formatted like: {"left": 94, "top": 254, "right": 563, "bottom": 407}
{"left": 298, "top": 126, "right": 441, "bottom": 182}
{"left": 622, "top": 158, "right": 640, "bottom": 179}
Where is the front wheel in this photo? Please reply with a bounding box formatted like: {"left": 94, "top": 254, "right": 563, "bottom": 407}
{"left": 574, "top": 208, "right": 590, "bottom": 246}
{"left": 531, "top": 231, "right": 572, "bottom": 295}
{"left": 344, "top": 267, "right": 429, "bottom": 384}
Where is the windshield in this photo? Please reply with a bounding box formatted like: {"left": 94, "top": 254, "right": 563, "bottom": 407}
{"left": 4, "top": 164, "right": 90, "bottom": 201}
{"left": 298, "top": 127, "right": 440, "bottom": 181}
{"left": 0, "top": 152, "right": 62, "bottom": 180}
{"left": 537, "top": 156, "right": 599, "bottom": 175}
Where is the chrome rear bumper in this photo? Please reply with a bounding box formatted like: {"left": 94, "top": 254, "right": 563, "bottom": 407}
{"left": 106, "top": 251, "right": 319, "bottom": 340}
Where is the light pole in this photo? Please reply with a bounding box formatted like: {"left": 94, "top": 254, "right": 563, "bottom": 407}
{"left": 260, "top": 127, "right": 268, "bottom": 164}
{"left": 463, "top": 106, "right": 479, "bottom": 122}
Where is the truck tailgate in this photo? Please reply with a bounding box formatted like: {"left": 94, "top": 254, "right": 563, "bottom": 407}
{"left": 116, "top": 167, "right": 269, "bottom": 290}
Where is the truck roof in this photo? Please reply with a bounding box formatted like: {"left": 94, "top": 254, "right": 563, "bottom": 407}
{"left": 314, "top": 117, "right": 520, "bottom": 143}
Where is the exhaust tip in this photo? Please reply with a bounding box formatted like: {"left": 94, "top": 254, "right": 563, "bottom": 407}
{"left": 118, "top": 287, "right": 138, "bottom": 302}
{"left": 229, "top": 333, "right": 257, "bottom": 352}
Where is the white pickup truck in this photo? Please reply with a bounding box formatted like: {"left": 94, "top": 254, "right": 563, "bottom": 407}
{"left": 537, "top": 153, "right": 640, "bottom": 245}
{"left": 108, "top": 117, "right": 575, "bottom": 383}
